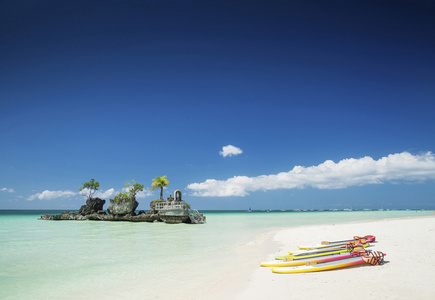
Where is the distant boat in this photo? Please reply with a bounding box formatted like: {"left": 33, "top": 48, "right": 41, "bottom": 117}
{"left": 247, "top": 207, "right": 252, "bottom": 212}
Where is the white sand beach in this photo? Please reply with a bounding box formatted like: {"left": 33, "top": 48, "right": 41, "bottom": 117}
{"left": 204, "top": 216, "right": 435, "bottom": 300}
{"left": 2, "top": 213, "right": 434, "bottom": 300}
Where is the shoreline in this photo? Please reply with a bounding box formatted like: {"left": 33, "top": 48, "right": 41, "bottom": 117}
{"left": 1, "top": 211, "right": 434, "bottom": 299}
{"left": 205, "top": 215, "right": 435, "bottom": 300}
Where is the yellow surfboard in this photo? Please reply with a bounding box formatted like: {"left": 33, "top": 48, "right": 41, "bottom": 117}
{"left": 274, "top": 244, "right": 369, "bottom": 260}
{"left": 272, "top": 256, "right": 366, "bottom": 273}
{"left": 260, "top": 252, "right": 351, "bottom": 267}
{"left": 297, "top": 241, "right": 349, "bottom": 250}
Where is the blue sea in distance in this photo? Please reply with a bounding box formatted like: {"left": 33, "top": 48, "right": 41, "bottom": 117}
{"left": 1, "top": 209, "right": 433, "bottom": 299}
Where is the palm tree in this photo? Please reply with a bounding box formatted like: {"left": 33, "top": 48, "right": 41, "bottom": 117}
{"left": 151, "top": 176, "right": 169, "bottom": 200}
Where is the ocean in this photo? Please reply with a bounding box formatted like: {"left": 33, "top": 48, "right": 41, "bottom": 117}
{"left": 0, "top": 209, "right": 432, "bottom": 299}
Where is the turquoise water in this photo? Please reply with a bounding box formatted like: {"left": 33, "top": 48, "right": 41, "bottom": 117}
{"left": 0, "top": 210, "right": 432, "bottom": 299}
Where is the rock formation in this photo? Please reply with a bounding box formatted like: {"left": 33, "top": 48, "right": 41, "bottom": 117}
{"left": 39, "top": 192, "right": 205, "bottom": 224}
{"left": 107, "top": 196, "right": 138, "bottom": 216}
{"left": 78, "top": 198, "right": 106, "bottom": 216}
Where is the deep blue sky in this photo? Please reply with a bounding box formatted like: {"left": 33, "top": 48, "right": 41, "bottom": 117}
{"left": 1, "top": 0, "right": 435, "bottom": 210}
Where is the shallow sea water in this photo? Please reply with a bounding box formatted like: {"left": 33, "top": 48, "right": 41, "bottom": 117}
{"left": 0, "top": 210, "right": 432, "bottom": 299}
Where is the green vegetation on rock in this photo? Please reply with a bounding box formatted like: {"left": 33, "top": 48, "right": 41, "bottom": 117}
{"left": 113, "top": 180, "right": 144, "bottom": 204}
{"left": 78, "top": 178, "right": 100, "bottom": 200}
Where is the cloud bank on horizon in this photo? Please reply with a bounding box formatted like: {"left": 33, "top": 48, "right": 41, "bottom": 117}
{"left": 27, "top": 187, "right": 153, "bottom": 201}
{"left": 27, "top": 190, "right": 76, "bottom": 201}
{"left": 220, "top": 145, "right": 243, "bottom": 157}
{"left": 187, "top": 152, "right": 435, "bottom": 197}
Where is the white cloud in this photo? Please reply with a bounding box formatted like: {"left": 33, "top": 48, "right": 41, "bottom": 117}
{"left": 27, "top": 190, "right": 77, "bottom": 201}
{"left": 122, "top": 186, "right": 153, "bottom": 199}
{"left": 26, "top": 186, "right": 151, "bottom": 201}
{"left": 187, "top": 152, "right": 435, "bottom": 197}
{"left": 95, "top": 188, "right": 116, "bottom": 199}
{"left": 79, "top": 187, "right": 152, "bottom": 200}
{"left": 1, "top": 187, "right": 14, "bottom": 193}
{"left": 220, "top": 145, "right": 243, "bottom": 157}
{"left": 79, "top": 187, "right": 118, "bottom": 199}
{"left": 136, "top": 189, "right": 154, "bottom": 199}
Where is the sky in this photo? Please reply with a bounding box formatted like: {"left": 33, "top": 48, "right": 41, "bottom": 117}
{"left": 1, "top": 0, "right": 435, "bottom": 210}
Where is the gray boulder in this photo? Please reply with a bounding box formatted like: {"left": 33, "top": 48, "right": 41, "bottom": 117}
{"left": 107, "top": 196, "right": 138, "bottom": 216}
{"left": 78, "top": 197, "right": 106, "bottom": 216}
{"left": 39, "top": 211, "right": 77, "bottom": 220}
{"left": 86, "top": 197, "right": 105, "bottom": 211}
{"left": 78, "top": 205, "right": 93, "bottom": 216}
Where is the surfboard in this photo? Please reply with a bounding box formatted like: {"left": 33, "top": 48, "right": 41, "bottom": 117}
{"left": 260, "top": 252, "right": 353, "bottom": 267}
{"left": 320, "top": 235, "right": 375, "bottom": 245}
{"left": 271, "top": 256, "right": 366, "bottom": 273}
{"left": 271, "top": 251, "right": 385, "bottom": 273}
{"left": 274, "top": 243, "right": 369, "bottom": 260}
{"left": 288, "top": 243, "right": 370, "bottom": 256}
{"left": 297, "top": 237, "right": 374, "bottom": 250}
{"left": 289, "top": 242, "right": 367, "bottom": 254}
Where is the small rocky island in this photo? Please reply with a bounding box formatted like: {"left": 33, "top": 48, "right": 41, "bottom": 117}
{"left": 39, "top": 178, "right": 206, "bottom": 224}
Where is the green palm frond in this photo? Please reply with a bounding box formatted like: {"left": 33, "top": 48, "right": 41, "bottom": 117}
{"left": 151, "top": 176, "right": 169, "bottom": 200}
{"left": 151, "top": 176, "right": 169, "bottom": 188}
